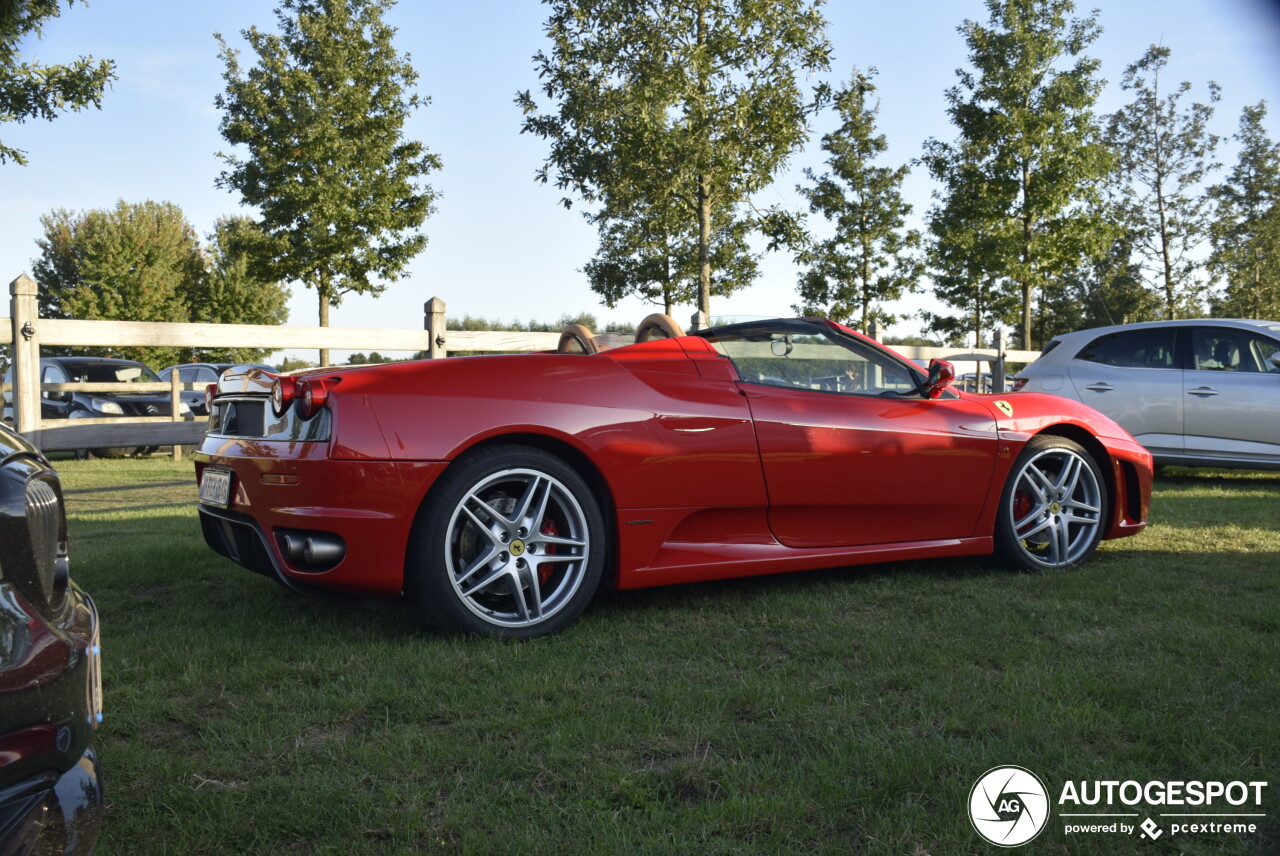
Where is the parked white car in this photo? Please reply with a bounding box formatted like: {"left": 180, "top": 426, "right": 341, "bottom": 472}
{"left": 1013, "top": 319, "right": 1280, "bottom": 470}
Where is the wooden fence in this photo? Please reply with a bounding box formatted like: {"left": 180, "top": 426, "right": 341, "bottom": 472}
{"left": 3, "top": 273, "right": 1039, "bottom": 454}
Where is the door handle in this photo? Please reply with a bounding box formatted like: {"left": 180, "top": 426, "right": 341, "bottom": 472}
{"left": 1188, "top": 387, "right": 1220, "bottom": 397}
{"left": 1084, "top": 382, "right": 1114, "bottom": 392}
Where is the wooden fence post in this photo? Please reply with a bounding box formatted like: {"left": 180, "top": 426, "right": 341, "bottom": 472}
{"left": 424, "top": 297, "right": 446, "bottom": 359}
{"left": 170, "top": 371, "right": 183, "bottom": 461}
{"left": 9, "top": 274, "right": 41, "bottom": 447}
{"left": 992, "top": 328, "right": 1006, "bottom": 394}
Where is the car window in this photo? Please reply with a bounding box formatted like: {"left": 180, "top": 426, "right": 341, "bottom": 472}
{"left": 63, "top": 363, "right": 162, "bottom": 383}
{"left": 41, "top": 364, "right": 69, "bottom": 384}
{"left": 1076, "top": 329, "right": 1177, "bottom": 369}
{"left": 710, "top": 328, "right": 918, "bottom": 396}
{"left": 1191, "top": 327, "right": 1280, "bottom": 373}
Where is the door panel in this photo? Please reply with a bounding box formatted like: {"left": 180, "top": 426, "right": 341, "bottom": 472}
{"left": 1066, "top": 327, "right": 1183, "bottom": 456}
{"left": 744, "top": 384, "right": 999, "bottom": 548}
{"left": 1183, "top": 327, "right": 1280, "bottom": 464}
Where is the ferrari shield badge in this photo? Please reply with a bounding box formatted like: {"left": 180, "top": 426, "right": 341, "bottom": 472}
{"left": 993, "top": 400, "right": 1014, "bottom": 418}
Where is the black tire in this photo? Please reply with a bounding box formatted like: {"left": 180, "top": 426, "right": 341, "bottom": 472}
{"left": 993, "top": 435, "right": 1109, "bottom": 571}
{"left": 407, "top": 445, "right": 606, "bottom": 638}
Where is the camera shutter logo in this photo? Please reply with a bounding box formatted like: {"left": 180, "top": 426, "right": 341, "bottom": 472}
{"left": 969, "top": 766, "right": 1050, "bottom": 847}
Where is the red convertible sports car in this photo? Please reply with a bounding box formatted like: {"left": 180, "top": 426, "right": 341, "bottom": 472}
{"left": 194, "top": 316, "right": 1152, "bottom": 638}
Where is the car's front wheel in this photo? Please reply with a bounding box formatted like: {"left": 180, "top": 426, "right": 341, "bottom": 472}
{"left": 994, "top": 435, "right": 1108, "bottom": 570}
{"left": 407, "top": 445, "right": 605, "bottom": 638}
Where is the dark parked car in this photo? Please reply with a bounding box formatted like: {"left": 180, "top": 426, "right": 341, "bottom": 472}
{"left": 4, "top": 356, "right": 191, "bottom": 457}
{"left": 1014, "top": 319, "right": 1280, "bottom": 470}
{"left": 158, "top": 363, "right": 274, "bottom": 416}
{"left": 0, "top": 423, "right": 102, "bottom": 854}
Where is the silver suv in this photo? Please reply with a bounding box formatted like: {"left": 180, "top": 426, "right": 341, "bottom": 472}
{"left": 1014, "top": 319, "right": 1280, "bottom": 470}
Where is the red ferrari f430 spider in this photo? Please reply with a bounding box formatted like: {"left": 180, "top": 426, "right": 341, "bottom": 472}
{"left": 194, "top": 317, "right": 1151, "bottom": 637}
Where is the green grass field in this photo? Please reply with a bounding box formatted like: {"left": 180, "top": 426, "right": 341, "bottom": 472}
{"left": 58, "top": 458, "right": 1278, "bottom": 855}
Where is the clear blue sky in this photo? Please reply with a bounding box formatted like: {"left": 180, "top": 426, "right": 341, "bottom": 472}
{"left": 4, "top": 0, "right": 1280, "bottom": 350}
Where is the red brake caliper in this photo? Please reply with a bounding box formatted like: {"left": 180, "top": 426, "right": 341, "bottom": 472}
{"left": 538, "top": 519, "right": 559, "bottom": 585}
{"left": 1013, "top": 492, "right": 1033, "bottom": 534}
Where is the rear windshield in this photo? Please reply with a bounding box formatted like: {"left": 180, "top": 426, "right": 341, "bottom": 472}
{"left": 60, "top": 363, "right": 161, "bottom": 383}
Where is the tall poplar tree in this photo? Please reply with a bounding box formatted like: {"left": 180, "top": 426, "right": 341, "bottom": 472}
{"left": 793, "top": 68, "right": 921, "bottom": 331}
{"left": 1106, "top": 45, "right": 1220, "bottom": 319}
{"left": 518, "top": 0, "right": 831, "bottom": 321}
{"left": 922, "top": 0, "right": 1113, "bottom": 348}
{"left": 1, "top": 0, "right": 115, "bottom": 165}
{"left": 1209, "top": 102, "right": 1280, "bottom": 319}
{"left": 216, "top": 0, "right": 439, "bottom": 365}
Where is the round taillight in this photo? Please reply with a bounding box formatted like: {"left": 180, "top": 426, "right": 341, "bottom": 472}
{"left": 271, "top": 376, "right": 298, "bottom": 416}
{"left": 204, "top": 383, "right": 218, "bottom": 414}
{"left": 296, "top": 378, "right": 328, "bottom": 420}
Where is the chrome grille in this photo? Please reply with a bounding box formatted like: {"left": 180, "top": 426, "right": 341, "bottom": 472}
{"left": 25, "top": 477, "right": 64, "bottom": 604}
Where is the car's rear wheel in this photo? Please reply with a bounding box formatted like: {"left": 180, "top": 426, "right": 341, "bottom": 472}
{"left": 994, "top": 435, "right": 1108, "bottom": 570}
{"left": 407, "top": 446, "right": 605, "bottom": 638}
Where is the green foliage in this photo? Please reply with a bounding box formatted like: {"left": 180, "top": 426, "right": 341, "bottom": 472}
{"left": 792, "top": 68, "right": 921, "bottom": 332}
{"left": 345, "top": 352, "right": 392, "bottom": 365}
{"left": 518, "top": 0, "right": 831, "bottom": 317}
{"left": 1209, "top": 102, "right": 1280, "bottom": 320}
{"left": 186, "top": 216, "right": 291, "bottom": 363}
{"left": 276, "top": 356, "right": 315, "bottom": 373}
{"left": 0, "top": 0, "right": 115, "bottom": 165}
{"left": 31, "top": 202, "right": 290, "bottom": 367}
{"left": 1107, "top": 45, "right": 1221, "bottom": 320}
{"left": 34, "top": 201, "right": 203, "bottom": 366}
{"left": 923, "top": 0, "right": 1114, "bottom": 349}
{"left": 584, "top": 200, "right": 759, "bottom": 315}
{"left": 215, "top": 0, "right": 440, "bottom": 363}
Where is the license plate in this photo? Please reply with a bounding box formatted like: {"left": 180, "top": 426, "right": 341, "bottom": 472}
{"left": 199, "top": 468, "right": 232, "bottom": 507}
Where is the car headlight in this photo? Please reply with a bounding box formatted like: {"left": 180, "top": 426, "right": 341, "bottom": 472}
{"left": 95, "top": 399, "right": 124, "bottom": 415}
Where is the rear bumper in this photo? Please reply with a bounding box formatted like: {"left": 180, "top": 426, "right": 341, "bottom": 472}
{"left": 194, "top": 443, "right": 447, "bottom": 597}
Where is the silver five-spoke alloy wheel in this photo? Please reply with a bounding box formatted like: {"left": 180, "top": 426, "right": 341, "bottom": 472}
{"left": 445, "top": 467, "right": 591, "bottom": 628}
{"left": 409, "top": 445, "right": 605, "bottom": 638}
{"left": 997, "top": 436, "right": 1107, "bottom": 570}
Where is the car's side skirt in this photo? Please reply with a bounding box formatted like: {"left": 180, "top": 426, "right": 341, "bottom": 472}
{"left": 616, "top": 535, "right": 993, "bottom": 589}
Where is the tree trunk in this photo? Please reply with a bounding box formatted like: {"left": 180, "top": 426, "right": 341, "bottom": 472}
{"left": 318, "top": 277, "right": 331, "bottom": 367}
{"left": 694, "top": 4, "right": 712, "bottom": 320}
{"left": 696, "top": 175, "right": 712, "bottom": 318}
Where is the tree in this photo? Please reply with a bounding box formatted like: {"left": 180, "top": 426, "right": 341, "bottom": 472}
{"left": 1, "top": 0, "right": 114, "bottom": 165}
{"left": 34, "top": 200, "right": 201, "bottom": 365}
{"left": 1106, "top": 45, "right": 1220, "bottom": 319}
{"left": 216, "top": 0, "right": 439, "bottom": 365}
{"left": 922, "top": 0, "right": 1114, "bottom": 349}
{"left": 583, "top": 197, "right": 758, "bottom": 316}
{"left": 518, "top": 0, "right": 832, "bottom": 320}
{"left": 792, "top": 68, "right": 921, "bottom": 332}
{"left": 31, "top": 203, "right": 291, "bottom": 366}
{"left": 186, "top": 216, "right": 291, "bottom": 364}
{"left": 1209, "top": 102, "right": 1280, "bottom": 319}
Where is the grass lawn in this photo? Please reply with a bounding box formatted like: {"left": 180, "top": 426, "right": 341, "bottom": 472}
{"left": 58, "top": 457, "right": 1278, "bottom": 855}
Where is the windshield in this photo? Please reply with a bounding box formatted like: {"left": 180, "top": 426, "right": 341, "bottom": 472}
{"left": 703, "top": 321, "right": 923, "bottom": 397}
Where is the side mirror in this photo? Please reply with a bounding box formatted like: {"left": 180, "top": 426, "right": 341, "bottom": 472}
{"left": 923, "top": 359, "right": 956, "bottom": 399}
{"left": 1270, "top": 351, "right": 1280, "bottom": 370}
